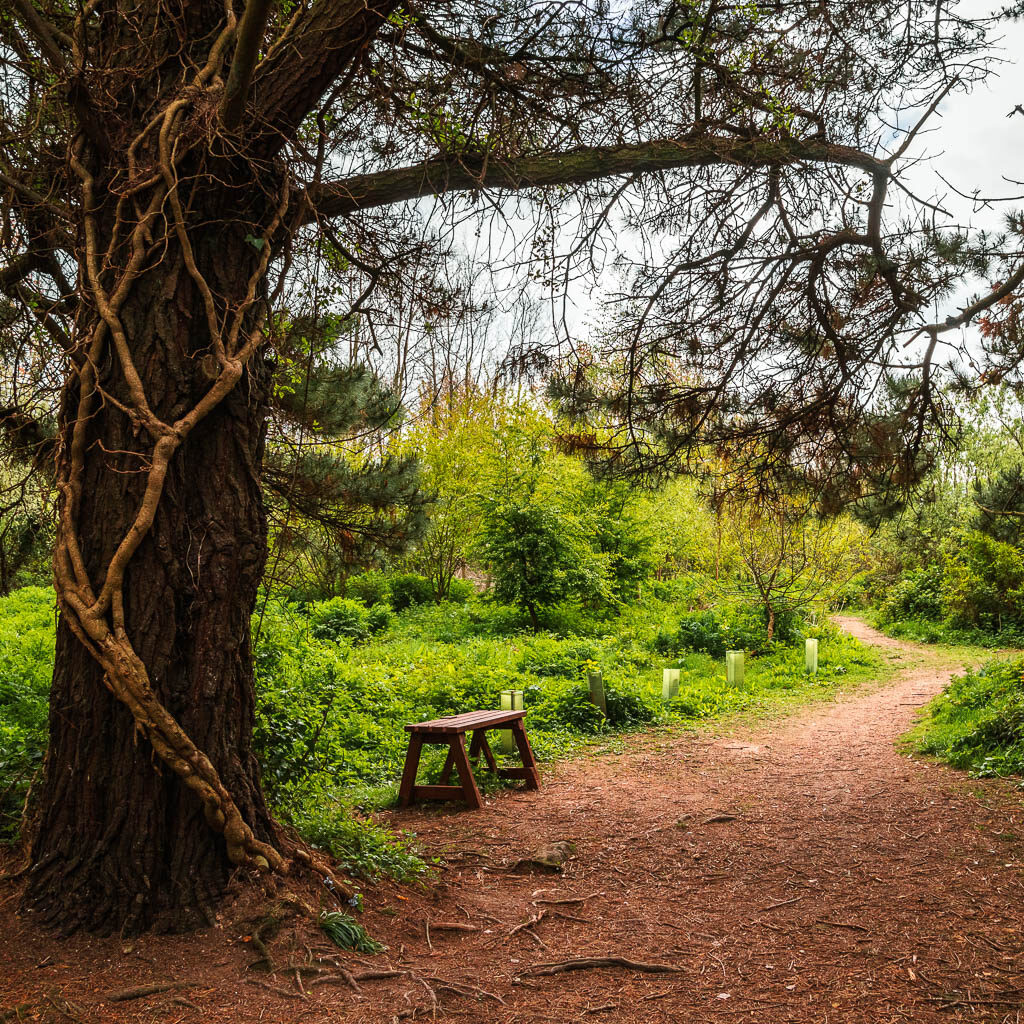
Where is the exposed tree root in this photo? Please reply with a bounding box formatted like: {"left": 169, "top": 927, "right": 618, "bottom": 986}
{"left": 519, "top": 957, "right": 685, "bottom": 977}
{"left": 105, "top": 981, "right": 197, "bottom": 1002}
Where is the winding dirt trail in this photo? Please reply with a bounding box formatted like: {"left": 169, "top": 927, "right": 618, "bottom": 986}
{"left": 3, "top": 618, "right": 1024, "bottom": 1023}
{"left": 362, "top": 617, "right": 1024, "bottom": 1023}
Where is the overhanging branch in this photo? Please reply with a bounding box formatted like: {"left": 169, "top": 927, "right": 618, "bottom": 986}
{"left": 301, "top": 136, "right": 887, "bottom": 223}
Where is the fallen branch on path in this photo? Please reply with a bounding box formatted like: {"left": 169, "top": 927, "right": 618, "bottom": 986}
{"left": 424, "top": 975, "right": 505, "bottom": 1003}
{"left": 758, "top": 896, "right": 803, "bottom": 912}
{"left": 519, "top": 957, "right": 684, "bottom": 977}
{"left": 510, "top": 909, "right": 548, "bottom": 936}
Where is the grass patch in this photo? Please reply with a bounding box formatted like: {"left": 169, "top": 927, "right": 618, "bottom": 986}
{"left": 319, "top": 911, "right": 386, "bottom": 953}
{"left": 1, "top": 585, "right": 889, "bottom": 878}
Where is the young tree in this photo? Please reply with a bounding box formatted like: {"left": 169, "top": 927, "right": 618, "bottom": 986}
{"left": 398, "top": 384, "right": 497, "bottom": 601}
{"left": 0, "top": 0, "right": 1016, "bottom": 931}
{"left": 724, "top": 496, "right": 868, "bottom": 642}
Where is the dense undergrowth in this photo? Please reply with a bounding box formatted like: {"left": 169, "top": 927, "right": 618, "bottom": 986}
{"left": 873, "top": 560, "right": 1024, "bottom": 649}
{"left": 1, "top": 582, "right": 882, "bottom": 873}
{"left": 905, "top": 657, "right": 1024, "bottom": 781}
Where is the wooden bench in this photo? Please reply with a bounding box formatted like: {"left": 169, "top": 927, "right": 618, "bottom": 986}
{"left": 398, "top": 709, "right": 540, "bottom": 810}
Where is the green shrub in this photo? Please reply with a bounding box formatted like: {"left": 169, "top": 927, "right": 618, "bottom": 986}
{"left": 908, "top": 658, "right": 1024, "bottom": 778}
{"left": 346, "top": 570, "right": 390, "bottom": 607}
{"left": 366, "top": 604, "right": 392, "bottom": 634}
{"left": 876, "top": 564, "right": 945, "bottom": 625}
{"left": 309, "top": 597, "right": 370, "bottom": 643}
{"left": 941, "top": 531, "right": 1024, "bottom": 631}
{"left": 658, "top": 607, "right": 761, "bottom": 658}
{"left": 531, "top": 683, "right": 605, "bottom": 734}
{"left": 444, "top": 578, "right": 475, "bottom": 603}
{"left": 516, "top": 634, "right": 598, "bottom": 678}
{"left": 603, "top": 682, "right": 658, "bottom": 727}
{"left": 387, "top": 573, "right": 434, "bottom": 611}
{"left": 285, "top": 786, "right": 430, "bottom": 882}
{"left": 0, "top": 586, "right": 54, "bottom": 839}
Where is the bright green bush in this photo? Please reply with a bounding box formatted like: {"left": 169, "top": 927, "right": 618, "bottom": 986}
{"left": 387, "top": 573, "right": 434, "bottom": 611}
{"left": 346, "top": 570, "right": 390, "bottom": 607}
{"left": 908, "top": 657, "right": 1024, "bottom": 778}
{"left": 941, "top": 531, "right": 1024, "bottom": 631}
{"left": 876, "top": 564, "right": 944, "bottom": 624}
{"left": 445, "top": 578, "right": 475, "bottom": 603}
{"left": 655, "top": 602, "right": 803, "bottom": 658}
{"left": 309, "top": 597, "right": 370, "bottom": 643}
{"left": 366, "top": 604, "right": 392, "bottom": 634}
{"left": 0, "top": 586, "right": 55, "bottom": 838}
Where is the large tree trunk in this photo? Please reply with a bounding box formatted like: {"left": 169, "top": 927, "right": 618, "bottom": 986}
{"left": 24, "top": 226, "right": 277, "bottom": 934}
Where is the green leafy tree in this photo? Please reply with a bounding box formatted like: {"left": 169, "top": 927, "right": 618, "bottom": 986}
{"left": 971, "top": 465, "right": 1024, "bottom": 549}
{"left": 479, "top": 497, "right": 607, "bottom": 630}
{"left": 474, "top": 409, "right": 608, "bottom": 628}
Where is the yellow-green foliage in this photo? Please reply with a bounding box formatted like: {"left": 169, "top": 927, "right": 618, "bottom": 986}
{"left": 0, "top": 586, "right": 55, "bottom": 837}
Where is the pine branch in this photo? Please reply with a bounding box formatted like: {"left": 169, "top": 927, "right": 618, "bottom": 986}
{"left": 302, "top": 136, "right": 886, "bottom": 222}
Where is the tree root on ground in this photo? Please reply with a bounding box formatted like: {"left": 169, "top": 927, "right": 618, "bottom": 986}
{"left": 518, "top": 957, "right": 685, "bottom": 977}
{"left": 104, "top": 980, "right": 197, "bottom": 1002}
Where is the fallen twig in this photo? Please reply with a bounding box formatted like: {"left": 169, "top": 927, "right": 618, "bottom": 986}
{"left": 758, "top": 896, "right": 803, "bottom": 912}
{"left": 510, "top": 909, "right": 548, "bottom": 936}
{"left": 640, "top": 989, "right": 676, "bottom": 1001}
{"left": 531, "top": 890, "right": 603, "bottom": 906}
{"left": 421, "top": 975, "right": 505, "bottom": 1003}
{"left": 308, "top": 968, "right": 407, "bottom": 991}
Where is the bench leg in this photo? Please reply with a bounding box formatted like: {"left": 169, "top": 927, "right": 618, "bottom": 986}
{"left": 398, "top": 734, "right": 424, "bottom": 807}
{"left": 438, "top": 745, "right": 457, "bottom": 785}
{"left": 511, "top": 720, "right": 540, "bottom": 790}
{"left": 469, "top": 729, "right": 499, "bottom": 773}
{"left": 449, "top": 734, "right": 484, "bottom": 810}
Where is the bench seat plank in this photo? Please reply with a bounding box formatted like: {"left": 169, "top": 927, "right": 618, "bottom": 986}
{"left": 406, "top": 709, "right": 527, "bottom": 733}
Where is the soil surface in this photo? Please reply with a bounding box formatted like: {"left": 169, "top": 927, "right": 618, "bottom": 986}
{"left": 3, "top": 618, "right": 1024, "bottom": 1023}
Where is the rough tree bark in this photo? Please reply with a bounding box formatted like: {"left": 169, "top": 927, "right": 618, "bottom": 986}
{"left": 26, "top": 219, "right": 280, "bottom": 933}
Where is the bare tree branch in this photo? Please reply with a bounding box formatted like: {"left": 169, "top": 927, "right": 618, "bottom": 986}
{"left": 303, "top": 136, "right": 887, "bottom": 221}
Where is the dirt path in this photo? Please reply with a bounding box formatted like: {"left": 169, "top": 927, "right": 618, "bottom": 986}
{"left": 3, "top": 619, "right": 1024, "bottom": 1023}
